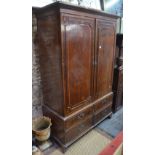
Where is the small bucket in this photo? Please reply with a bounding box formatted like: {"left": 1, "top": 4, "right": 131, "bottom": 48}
{"left": 32, "top": 116, "right": 52, "bottom": 141}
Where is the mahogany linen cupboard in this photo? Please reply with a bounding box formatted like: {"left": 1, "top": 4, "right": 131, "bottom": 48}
{"left": 33, "top": 1, "right": 118, "bottom": 151}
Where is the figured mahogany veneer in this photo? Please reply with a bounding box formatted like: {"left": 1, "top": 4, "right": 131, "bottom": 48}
{"left": 33, "top": 1, "right": 118, "bottom": 151}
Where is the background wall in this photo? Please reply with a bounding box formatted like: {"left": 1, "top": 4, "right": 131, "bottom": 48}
{"left": 104, "top": 0, "right": 123, "bottom": 16}
{"left": 32, "top": 0, "right": 101, "bottom": 10}
{"left": 104, "top": 0, "right": 123, "bottom": 34}
{"left": 32, "top": 14, "right": 43, "bottom": 118}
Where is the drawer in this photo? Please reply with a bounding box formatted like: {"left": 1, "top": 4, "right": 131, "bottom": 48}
{"left": 94, "top": 94, "right": 113, "bottom": 112}
{"left": 65, "top": 117, "right": 92, "bottom": 144}
{"left": 94, "top": 104, "right": 112, "bottom": 123}
{"left": 65, "top": 106, "right": 93, "bottom": 130}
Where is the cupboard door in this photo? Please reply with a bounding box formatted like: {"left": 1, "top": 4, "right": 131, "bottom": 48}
{"left": 61, "top": 14, "right": 95, "bottom": 114}
{"left": 95, "top": 20, "right": 116, "bottom": 98}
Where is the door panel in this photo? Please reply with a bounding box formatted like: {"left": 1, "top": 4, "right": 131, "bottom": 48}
{"left": 62, "top": 14, "right": 95, "bottom": 114}
{"left": 95, "top": 20, "right": 115, "bottom": 98}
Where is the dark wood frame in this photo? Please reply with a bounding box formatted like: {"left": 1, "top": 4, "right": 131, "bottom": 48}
{"left": 112, "top": 33, "right": 123, "bottom": 112}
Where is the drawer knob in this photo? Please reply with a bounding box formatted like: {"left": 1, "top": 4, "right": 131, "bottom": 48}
{"left": 77, "top": 113, "right": 85, "bottom": 119}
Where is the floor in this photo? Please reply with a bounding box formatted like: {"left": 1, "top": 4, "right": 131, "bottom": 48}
{"left": 44, "top": 130, "right": 112, "bottom": 155}
{"left": 97, "top": 108, "right": 123, "bottom": 138}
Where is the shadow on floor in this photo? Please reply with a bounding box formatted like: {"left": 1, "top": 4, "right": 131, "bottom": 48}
{"left": 96, "top": 107, "right": 123, "bottom": 138}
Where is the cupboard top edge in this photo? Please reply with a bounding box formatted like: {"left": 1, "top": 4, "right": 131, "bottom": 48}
{"left": 32, "top": 1, "right": 119, "bottom": 19}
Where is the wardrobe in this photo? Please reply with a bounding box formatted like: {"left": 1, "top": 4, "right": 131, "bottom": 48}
{"left": 33, "top": 1, "right": 118, "bottom": 151}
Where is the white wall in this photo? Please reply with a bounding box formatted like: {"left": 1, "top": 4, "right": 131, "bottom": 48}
{"left": 32, "top": 0, "right": 101, "bottom": 10}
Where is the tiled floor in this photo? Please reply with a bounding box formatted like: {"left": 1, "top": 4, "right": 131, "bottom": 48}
{"left": 97, "top": 108, "right": 123, "bottom": 138}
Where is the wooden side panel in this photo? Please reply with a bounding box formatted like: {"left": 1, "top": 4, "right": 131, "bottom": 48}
{"left": 95, "top": 19, "right": 116, "bottom": 98}
{"left": 61, "top": 14, "right": 95, "bottom": 114}
{"left": 37, "top": 11, "right": 64, "bottom": 115}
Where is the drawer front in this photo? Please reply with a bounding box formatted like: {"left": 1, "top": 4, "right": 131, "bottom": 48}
{"left": 65, "top": 106, "right": 93, "bottom": 130}
{"left": 94, "top": 104, "right": 112, "bottom": 123}
{"left": 65, "top": 117, "right": 92, "bottom": 144}
{"left": 94, "top": 94, "right": 113, "bottom": 112}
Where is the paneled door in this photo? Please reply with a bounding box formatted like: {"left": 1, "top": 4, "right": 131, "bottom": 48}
{"left": 95, "top": 19, "right": 116, "bottom": 98}
{"left": 61, "top": 14, "right": 95, "bottom": 114}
